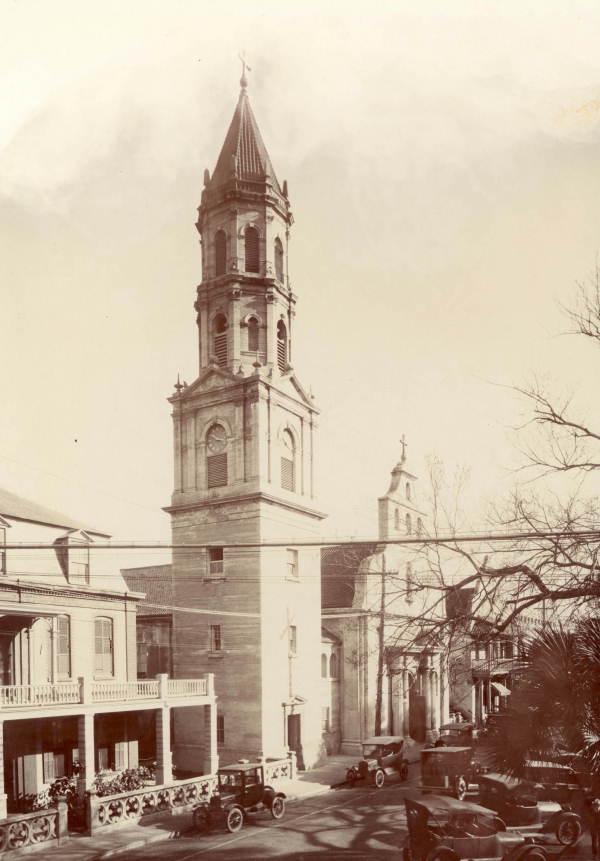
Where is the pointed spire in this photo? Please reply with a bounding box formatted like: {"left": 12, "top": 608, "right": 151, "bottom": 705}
{"left": 207, "top": 71, "right": 282, "bottom": 194}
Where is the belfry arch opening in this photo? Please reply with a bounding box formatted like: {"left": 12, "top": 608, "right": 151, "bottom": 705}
{"left": 244, "top": 226, "right": 259, "bottom": 273}
{"left": 274, "top": 237, "right": 284, "bottom": 282}
{"left": 213, "top": 314, "right": 228, "bottom": 366}
{"left": 277, "top": 320, "right": 288, "bottom": 372}
{"left": 215, "top": 230, "right": 226, "bottom": 276}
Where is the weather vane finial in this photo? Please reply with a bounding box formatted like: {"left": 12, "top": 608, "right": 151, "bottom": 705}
{"left": 239, "top": 52, "right": 251, "bottom": 90}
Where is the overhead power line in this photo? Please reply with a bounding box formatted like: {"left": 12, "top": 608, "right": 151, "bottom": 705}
{"left": 5, "top": 527, "right": 600, "bottom": 550}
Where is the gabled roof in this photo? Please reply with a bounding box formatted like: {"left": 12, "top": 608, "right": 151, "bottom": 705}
{"left": 209, "top": 88, "right": 282, "bottom": 193}
{"left": 0, "top": 486, "right": 109, "bottom": 535}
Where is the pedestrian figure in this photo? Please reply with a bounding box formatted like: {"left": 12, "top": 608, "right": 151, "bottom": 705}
{"left": 585, "top": 797, "right": 600, "bottom": 858}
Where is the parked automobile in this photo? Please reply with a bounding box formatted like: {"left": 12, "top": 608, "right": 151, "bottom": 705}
{"left": 421, "top": 746, "right": 481, "bottom": 800}
{"left": 345, "top": 736, "right": 409, "bottom": 788}
{"left": 522, "top": 761, "right": 589, "bottom": 807}
{"left": 193, "top": 762, "right": 286, "bottom": 833}
{"left": 478, "top": 773, "right": 582, "bottom": 846}
{"left": 437, "top": 723, "right": 475, "bottom": 747}
{"left": 402, "top": 795, "right": 551, "bottom": 861}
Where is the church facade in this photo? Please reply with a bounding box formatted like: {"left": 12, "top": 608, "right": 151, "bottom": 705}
{"left": 165, "top": 70, "right": 327, "bottom": 770}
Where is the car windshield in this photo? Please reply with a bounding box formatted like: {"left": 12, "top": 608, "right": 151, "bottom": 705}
{"left": 362, "top": 745, "right": 381, "bottom": 757}
{"left": 219, "top": 772, "right": 243, "bottom": 791}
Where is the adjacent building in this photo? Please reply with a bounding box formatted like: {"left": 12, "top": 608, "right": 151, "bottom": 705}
{"left": 0, "top": 487, "right": 216, "bottom": 817}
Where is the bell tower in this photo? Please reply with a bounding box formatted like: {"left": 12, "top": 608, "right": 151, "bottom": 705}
{"left": 167, "top": 70, "right": 327, "bottom": 771}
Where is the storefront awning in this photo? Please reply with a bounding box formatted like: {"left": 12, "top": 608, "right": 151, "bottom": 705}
{"left": 491, "top": 681, "right": 511, "bottom": 696}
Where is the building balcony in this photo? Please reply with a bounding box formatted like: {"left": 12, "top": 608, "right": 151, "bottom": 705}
{"left": 471, "top": 657, "right": 528, "bottom": 678}
{"left": 0, "top": 674, "right": 214, "bottom": 719}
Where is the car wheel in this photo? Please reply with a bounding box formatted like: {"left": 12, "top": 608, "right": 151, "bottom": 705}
{"left": 522, "top": 849, "right": 547, "bottom": 861}
{"left": 225, "top": 806, "right": 244, "bottom": 833}
{"left": 374, "top": 769, "right": 385, "bottom": 788}
{"left": 193, "top": 807, "right": 209, "bottom": 831}
{"left": 270, "top": 796, "right": 285, "bottom": 820}
{"left": 556, "top": 816, "right": 582, "bottom": 846}
{"left": 400, "top": 761, "right": 409, "bottom": 782}
{"left": 454, "top": 776, "right": 467, "bottom": 801}
{"left": 346, "top": 768, "right": 357, "bottom": 786}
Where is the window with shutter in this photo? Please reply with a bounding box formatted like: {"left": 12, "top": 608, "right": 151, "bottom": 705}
{"left": 94, "top": 617, "right": 114, "bottom": 676}
{"left": 244, "top": 226, "right": 259, "bottom": 272}
{"left": 57, "top": 615, "right": 71, "bottom": 677}
{"left": 43, "top": 752, "right": 55, "bottom": 782}
{"left": 247, "top": 316, "right": 259, "bottom": 352}
{"left": 274, "top": 237, "right": 284, "bottom": 282}
{"left": 114, "top": 742, "right": 127, "bottom": 771}
{"left": 215, "top": 230, "right": 226, "bottom": 276}
{"left": 207, "top": 453, "right": 228, "bottom": 488}
{"left": 277, "top": 320, "right": 288, "bottom": 371}
{"left": 210, "top": 625, "right": 222, "bottom": 651}
{"left": 207, "top": 547, "right": 224, "bottom": 576}
{"left": 213, "top": 314, "right": 228, "bottom": 366}
{"left": 217, "top": 715, "right": 225, "bottom": 744}
{"left": 281, "top": 457, "right": 294, "bottom": 491}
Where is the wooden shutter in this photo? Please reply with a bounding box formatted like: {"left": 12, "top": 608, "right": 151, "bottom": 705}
{"left": 215, "top": 231, "right": 226, "bottom": 276}
{"left": 207, "top": 453, "right": 228, "bottom": 488}
{"left": 57, "top": 616, "right": 71, "bottom": 677}
{"left": 245, "top": 227, "right": 259, "bottom": 273}
{"left": 114, "top": 742, "right": 127, "bottom": 771}
{"left": 281, "top": 456, "right": 295, "bottom": 491}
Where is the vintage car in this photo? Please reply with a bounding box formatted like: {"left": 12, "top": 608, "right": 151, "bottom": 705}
{"left": 522, "top": 761, "right": 589, "bottom": 807}
{"left": 192, "top": 762, "right": 286, "bottom": 833}
{"left": 437, "top": 723, "right": 475, "bottom": 747}
{"left": 478, "top": 773, "right": 582, "bottom": 846}
{"left": 402, "top": 795, "right": 550, "bottom": 861}
{"left": 421, "top": 746, "right": 481, "bottom": 800}
{"left": 345, "top": 736, "right": 409, "bottom": 788}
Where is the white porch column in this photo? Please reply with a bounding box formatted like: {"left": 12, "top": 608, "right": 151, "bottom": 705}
{"left": 402, "top": 664, "right": 411, "bottom": 737}
{"left": 471, "top": 681, "right": 477, "bottom": 724}
{"left": 202, "top": 703, "right": 218, "bottom": 776}
{"left": 430, "top": 666, "right": 439, "bottom": 735}
{"left": 155, "top": 706, "right": 172, "bottom": 785}
{"left": 477, "top": 680, "right": 484, "bottom": 726}
{"left": 77, "top": 713, "right": 95, "bottom": 797}
{"left": 392, "top": 671, "right": 404, "bottom": 736}
{"left": 0, "top": 721, "right": 7, "bottom": 819}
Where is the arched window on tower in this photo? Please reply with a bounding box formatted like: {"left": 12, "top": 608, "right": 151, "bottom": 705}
{"left": 329, "top": 653, "right": 338, "bottom": 678}
{"left": 394, "top": 508, "right": 400, "bottom": 530}
{"left": 405, "top": 482, "right": 411, "bottom": 501}
{"left": 405, "top": 513, "right": 412, "bottom": 534}
{"left": 215, "top": 230, "right": 226, "bottom": 276}
{"left": 274, "top": 237, "right": 284, "bottom": 282}
{"left": 277, "top": 320, "right": 288, "bottom": 372}
{"left": 245, "top": 226, "right": 259, "bottom": 273}
{"left": 247, "top": 316, "right": 259, "bottom": 353}
{"left": 281, "top": 429, "right": 296, "bottom": 492}
{"left": 213, "top": 314, "right": 228, "bottom": 366}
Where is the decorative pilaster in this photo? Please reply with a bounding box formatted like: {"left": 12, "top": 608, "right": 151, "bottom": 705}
{"left": 202, "top": 703, "right": 218, "bottom": 775}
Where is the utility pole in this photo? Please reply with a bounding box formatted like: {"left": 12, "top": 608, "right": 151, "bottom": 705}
{"left": 374, "top": 557, "right": 387, "bottom": 735}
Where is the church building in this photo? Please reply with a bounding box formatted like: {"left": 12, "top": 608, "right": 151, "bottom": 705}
{"left": 164, "top": 68, "right": 327, "bottom": 771}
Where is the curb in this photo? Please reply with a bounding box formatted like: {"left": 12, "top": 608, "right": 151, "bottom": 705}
{"left": 98, "top": 827, "right": 181, "bottom": 859}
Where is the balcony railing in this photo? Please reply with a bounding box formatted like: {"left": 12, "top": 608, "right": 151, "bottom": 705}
{"left": 471, "top": 656, "right": 528, "bottom": 676}
{"left": 0, "top": 675, "right": 210, "bottom": 709}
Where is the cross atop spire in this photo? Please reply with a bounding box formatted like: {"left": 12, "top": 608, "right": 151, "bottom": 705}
{"left": 400, "top": 433, "right": 408, "bottom": 462}
{"left": 239, "top": 52, "right": 251, "bottom": 90}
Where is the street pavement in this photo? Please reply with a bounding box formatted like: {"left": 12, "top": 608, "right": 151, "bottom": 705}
{"left": 111, "top": 779, "right": 413, "bottom": 859}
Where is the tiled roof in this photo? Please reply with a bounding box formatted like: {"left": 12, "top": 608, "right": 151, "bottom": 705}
{"left": 321, "top": 544, "right": 378, "bottom": 609}
{"left": 210, "top": 90, "right": 281, "bottom": 192}
{"left": 121, "top": 564, "right": 173, "bottom": 616}
{"left": 0, "top": 485, "right": 109, "bottom": 535}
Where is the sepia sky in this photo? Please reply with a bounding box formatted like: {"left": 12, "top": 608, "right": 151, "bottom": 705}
{"left": 2, "top": 0, "right": 600, "bottom": 568}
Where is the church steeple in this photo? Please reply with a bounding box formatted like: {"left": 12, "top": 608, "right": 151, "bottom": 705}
{"left": 378, "top": 438, "right": 425, "bottom": 540}
{"left": 193, "top": 76, "right": 294, "bottom": 379}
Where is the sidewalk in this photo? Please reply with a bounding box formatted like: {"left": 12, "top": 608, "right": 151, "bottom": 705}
{"left": 31, "top": 754, "right": 358, "bottom": 861}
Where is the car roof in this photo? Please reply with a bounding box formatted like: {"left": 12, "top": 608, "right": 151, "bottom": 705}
{"left": 405, "top": 795, "right": 495, "bottom": 816}
{"left": 218, "top": 762, "right": 262, "bottom": 773}
{"left": 525, "top": 760, "right": 573, "bottom": 771}
{"left": 480, "top": 772, "right": 524, "bottom": 788}
{"left": 421, "top": 746, "right": 472, "bottom": 753}
{"left": 439, "top": 722, "right": 473, "bottom": 731}
{"left": 362, "top": 736, "right": 403, "bottom": 745}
